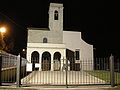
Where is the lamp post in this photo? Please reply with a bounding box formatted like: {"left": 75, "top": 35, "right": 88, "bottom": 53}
{"left": 0, "top": 27, "right": 6, "bottom": 50}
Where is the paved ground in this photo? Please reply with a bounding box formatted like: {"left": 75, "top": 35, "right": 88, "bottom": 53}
{"left": 0, "top": 85, "right": 111, "bottom": 90}
{"left": 21, "top": 85, "right": 111, "bottom": 90}
{"left": 21, "top": 71, "right": 106, "bottom": 85}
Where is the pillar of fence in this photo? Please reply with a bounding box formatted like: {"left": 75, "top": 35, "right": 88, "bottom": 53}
{"left": 16, "top": 54, "right": 21, "bottom": 87}
{"left": 109, "top": 54, "right": 115, "bottom": 87}
{"left": 0, "top": 53, "right": 2, "bottom": 86}
{"left": 66, "top": 58, "right": 68, "bottom": 88}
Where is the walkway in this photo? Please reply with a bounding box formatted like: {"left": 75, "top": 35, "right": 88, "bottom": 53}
{"left": 21, "top": 71, "right": 106, "bottom": 85}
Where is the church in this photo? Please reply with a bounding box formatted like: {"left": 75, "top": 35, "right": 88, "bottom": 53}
{"left": 26, "top": 3, "right": 93, "bottom": 71}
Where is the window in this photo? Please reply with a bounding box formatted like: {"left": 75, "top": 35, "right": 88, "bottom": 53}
{"left": 54, "top": 10, "right": 58, "bottom": 20}
{"left": 75, "top": 50, "right": 80, "bottom": 60}
{"left": 43, "top": 38, "right": 47, "bottom": 43}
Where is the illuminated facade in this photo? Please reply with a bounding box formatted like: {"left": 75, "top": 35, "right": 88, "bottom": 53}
{"left": 27, "top": 3, "right": 93, "bottom": 71}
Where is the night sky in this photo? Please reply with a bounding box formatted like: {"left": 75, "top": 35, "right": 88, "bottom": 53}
{"left": 0, "top": 0, "right": 119, "bottom": 57}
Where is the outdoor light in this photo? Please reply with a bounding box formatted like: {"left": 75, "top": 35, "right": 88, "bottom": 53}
{"left": 0, "top": 27, "right": 6, "bottom": 33}
{"left": 0, "top": 27, "right": 7, "bottom": 50}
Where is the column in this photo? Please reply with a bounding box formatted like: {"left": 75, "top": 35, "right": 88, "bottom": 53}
{"left": 61, "top": 57, "right": 65, "bottom": 70}
{"left": 61, "top": 49, "right": 66, "bottom": 71}
{"left": 51, "top": 54, "right": 54, "bottom": 71}
{"left": 39, "top": 53, "right": 42, "bottom": 71}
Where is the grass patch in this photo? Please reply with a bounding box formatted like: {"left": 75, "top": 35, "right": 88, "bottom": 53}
{"left": 115, "top": 73, "right": 120, "bottom": 85}
{"left": 105, "top": 86, "right": 120, "bottom": 90}
{"left": 86, "top": 70, "right": 120, "bottom": 84}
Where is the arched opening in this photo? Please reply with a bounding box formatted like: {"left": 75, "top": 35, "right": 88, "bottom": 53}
{"left": 53, "top": 52, "right": 61, "bottom": 71}
{"left": 42, "top": 52, "right": 51, "bottom": 71}
{"left": 54, "top": 10, "right": 58, "bottom": 20}
{"left": 31, "top": 51, "right": 39, "bottom": 71}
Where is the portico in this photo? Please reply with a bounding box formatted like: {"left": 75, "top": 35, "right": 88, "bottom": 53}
{"left": 27, "top": 43, "right": 66, "bottom": 71}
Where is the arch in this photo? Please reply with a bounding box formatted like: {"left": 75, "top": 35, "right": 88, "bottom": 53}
{"left": 53, "top": 52, "right": 61, "bottom": 60}
{"left": 31, "top": 51, "right": 39, "bottom": 63}
{"left": 31, "top": 51, "right": 39, "bottom": 71}
{"left": 43, "top": 37, "right": 48, "bottom": 43}
{"left": 53, "top": 52, "right": 61, "bottom": 71}
{"left": 54, "top": 10, "right": 58, "bottom": 20}
{"left": 41, "top": 51, "right": 51, "bottom": 71}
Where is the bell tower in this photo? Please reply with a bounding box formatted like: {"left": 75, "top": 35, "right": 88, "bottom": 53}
{"left": 48, "top": 3, "right": 63, "bottom": 31}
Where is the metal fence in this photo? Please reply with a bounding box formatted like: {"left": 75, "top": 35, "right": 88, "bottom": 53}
{"left": 0, "top": 53, "right": 27, "bottom": 86}
{"left": 0, "top": 53, "right": 120, "bottom": 87}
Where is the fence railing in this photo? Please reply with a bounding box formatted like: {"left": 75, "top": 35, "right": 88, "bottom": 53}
{"left": 0, "top": 52, "right": 120, "bottom": 87}
{"left": 0, "top": 52, "right": 27, "bottom": 86}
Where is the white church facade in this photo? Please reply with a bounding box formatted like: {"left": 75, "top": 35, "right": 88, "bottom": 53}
{"left": 26, "top": 3, "right": 93, "bottom": 71}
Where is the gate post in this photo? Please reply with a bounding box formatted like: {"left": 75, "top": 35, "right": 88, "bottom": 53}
{"left": 109, "top": 54, "right": 115, "bottom": 87}
{"left": 0, "top": 53, "right": 2, "bottom": 86}
{"left": 16, "top": 54, "right": 21, "bottom": 87}
{"left": 66, "top": 58, "right": 68, "bottom": 88}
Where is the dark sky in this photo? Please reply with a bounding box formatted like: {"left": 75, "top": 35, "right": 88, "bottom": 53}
{"left": 0, "top": 0, "right": 119, "bottom": 57}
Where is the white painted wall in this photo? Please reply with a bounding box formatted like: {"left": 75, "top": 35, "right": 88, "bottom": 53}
{"left": 63, "top": 31, "right": 93, "bottom": 70}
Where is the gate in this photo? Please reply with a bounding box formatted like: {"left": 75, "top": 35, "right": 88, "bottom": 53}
{"left": 0, "top": 53, "right": 120, "bottom": 87}
{"left": 20, "top": 55, "right": 120, "bottom": 87}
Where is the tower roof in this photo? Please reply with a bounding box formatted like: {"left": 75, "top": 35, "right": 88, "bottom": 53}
{"left": 50, "top": 3, "right": 63, "bottom": 7}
